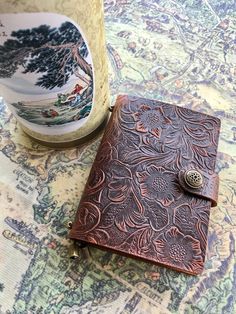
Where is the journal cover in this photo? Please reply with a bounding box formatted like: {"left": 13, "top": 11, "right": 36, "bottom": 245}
{"left": 69, "top": 95, "right": 221, "bottom": 275}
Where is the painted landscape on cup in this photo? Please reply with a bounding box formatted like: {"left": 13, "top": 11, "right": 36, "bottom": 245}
{"left": 0, "top": 18, "right": 94, "bottom": 126}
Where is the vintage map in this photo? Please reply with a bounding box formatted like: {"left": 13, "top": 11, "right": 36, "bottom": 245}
{"left": 0, "top": 0, "right": 236, "bottom": 313}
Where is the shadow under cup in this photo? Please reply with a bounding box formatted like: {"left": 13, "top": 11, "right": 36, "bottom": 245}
{"left": 0, "top": 9, "right": 109, "bottom": 147}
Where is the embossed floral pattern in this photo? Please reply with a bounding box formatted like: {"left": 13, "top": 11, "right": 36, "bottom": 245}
{"left": 101, "top": 193, "right": 145, "bottom": 232}
{"left": 107, "top": 160, "right": 133, "bottom": 202}
{"left": 133, "top": 104, "right": 171, "bottom": 138}
{"left": 145, "top": 200, "right": 169, "bottom": 231}
{"left": 86, "top": 168, "right": 106, "bottom": 202}
{"left": 154, "top": 227, "right": 203, "bottom": 273}
{"left": 74, "top": 202, "right": 101, "bottom": 235}
{"left": 165, "top": 125, "right": 212, "bottom": 166}
{"left": 174, "top": 203, "right": 197, "bottom": 235}
{"left": 137, "top": 165, "right": 182, "bottom": 206}
{"left": 70, "top": 95, "right": 220, "bottom": 275}
{"left": 163, "top": 106, "right": 219, "bottom": 170}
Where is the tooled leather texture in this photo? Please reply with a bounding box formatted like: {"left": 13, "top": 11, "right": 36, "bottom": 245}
{"left": 69, "top": 95, "right": 221, "bottom": 275}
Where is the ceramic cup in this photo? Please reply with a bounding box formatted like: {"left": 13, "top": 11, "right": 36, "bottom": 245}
{"left": 0, "top": 0, "right": 109, "bottom": 146}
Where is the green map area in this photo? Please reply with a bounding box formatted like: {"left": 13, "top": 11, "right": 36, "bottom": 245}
{"left": 1, "top": 0, "right": 236, "bottom": 313}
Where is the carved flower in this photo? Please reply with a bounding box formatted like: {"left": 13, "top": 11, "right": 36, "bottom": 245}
{"left": 137, "top": 165, "right": 182, "bottom": 206}
{"left": 174, "top": 203, "right": 197, "bottom": 235}
{"left": 133, "top": 104, "right": 171, "bottom": 138}
{"left": 86, "top": 168, "right": 105, "bottom": 198}
{"left": 145, "top": 200, "right": 169, "bottom": 231}
{"left": 101, "top": 193, "right": 146, "bottom": 232}
{"left": 164, "top": 107, "right": 218, "bottom": 169}
{"left": 165, "top": 125, "right": 212, "bottom": 163}
{"left": 84, "top": 140, "right": 113, "bottom": 202}
{"left": 107, "top": 160, "right": 133, "bottom": 202}
{"left": 95, "top": 139, "right": 113, "bottom": 168}
{"left": 154, "top": 227, "right": 203, "bottom": 273}
{"left": 72, "top": 202, "right": 101, "bottom": 235}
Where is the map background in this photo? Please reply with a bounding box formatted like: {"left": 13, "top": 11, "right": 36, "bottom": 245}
{"left": 0, "top": 0, "right": 236, "bottom": 313}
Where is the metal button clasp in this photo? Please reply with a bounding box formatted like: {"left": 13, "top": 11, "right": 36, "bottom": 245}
{"left": 184, "top": 169, "right": 203, "bottom": 189}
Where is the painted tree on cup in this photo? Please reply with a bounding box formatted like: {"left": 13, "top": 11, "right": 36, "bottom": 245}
{"left": 0, "top": 21, "right": 92, "bottom": 89}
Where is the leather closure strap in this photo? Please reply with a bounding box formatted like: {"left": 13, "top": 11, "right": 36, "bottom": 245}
{"left": 178, "top": 167, "right": 219, "bottom": 207}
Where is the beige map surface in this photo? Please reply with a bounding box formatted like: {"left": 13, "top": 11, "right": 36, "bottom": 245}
{"left": 0, "top": 0, "right": 236, "bottom": 313}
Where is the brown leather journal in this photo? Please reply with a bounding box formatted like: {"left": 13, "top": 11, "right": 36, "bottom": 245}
{"left": 69, "top": 95, "right": 221, "bottom": 275}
